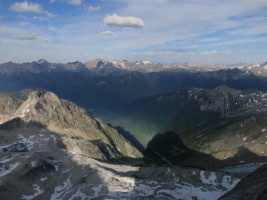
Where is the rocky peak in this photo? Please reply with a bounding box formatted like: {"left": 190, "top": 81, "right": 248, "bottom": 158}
{"left": 85, "top": 59, "right": 113, "bottom": 69}
{"left": 36, "top": 59, "right": 49, "bottom": 65}
{"left": 1, "top": 89, "right": 142, "bottom": 159}
{"left": 260, "top": 61, "right": 267, "bottom": 67}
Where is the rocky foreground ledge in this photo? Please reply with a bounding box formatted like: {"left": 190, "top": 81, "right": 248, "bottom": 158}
{"left": 0, "top": 127, "right": 244, "bottom": 200}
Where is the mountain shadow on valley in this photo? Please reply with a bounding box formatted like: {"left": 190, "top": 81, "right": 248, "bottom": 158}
{"left": 144, "top": 131, "right": 267, "bottom": 170}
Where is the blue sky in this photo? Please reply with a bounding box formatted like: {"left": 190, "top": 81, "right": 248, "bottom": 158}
{"left": 0, "top": 0, "right": 266, "bottom": 64}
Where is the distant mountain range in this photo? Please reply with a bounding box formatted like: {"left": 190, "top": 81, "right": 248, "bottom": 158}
{"left": 1, "top": 58, "right": 266, "bottom": 74}
{"left": 1, "top": 59, "right": 267, "bottom": 113}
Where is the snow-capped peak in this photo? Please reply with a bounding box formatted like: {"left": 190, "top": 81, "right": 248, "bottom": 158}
{"left": 36, "top": 59, "right": 48, "bottom": 64}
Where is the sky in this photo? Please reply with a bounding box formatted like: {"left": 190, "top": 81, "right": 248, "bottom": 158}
{"left": 0, "top": 0, "right": 266, "bottom": 64}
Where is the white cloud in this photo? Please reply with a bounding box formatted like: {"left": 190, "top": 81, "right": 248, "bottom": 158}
{"left": 88, "top": 6, "right": 100, "bottom": 11}
{"left": 200, "top": 50, "right": 219, "bottom": 55}
{"left": 101, "top": 30, "right": 115, "bottom": 35}
{"left": 9, "top": 1, "right": 43, "bottom": 13}
{"left": 9, "top": 1, "right": 53, "bottom": 17}
{"left": 103, "top": 14, "right": 145, "bottom": 28}
{"left": 14, "top": 33, "right": 38, "bottom": 40}
{"left": 51, "top": 0, "right": 82, "bottom": 6}
{"left": 33, "top": 16, "right": 49, "bottom": 21}
{"left": 66, "top": 0, "right": 82, "bottom": 6}
{"left": 199, "top": 50, "right": 231, "bottom": 55}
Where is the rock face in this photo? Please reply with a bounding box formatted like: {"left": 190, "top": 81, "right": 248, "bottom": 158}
{"left": 220, "top": 164, "right": 267, "bottom": 200}
{"left": 0, "top": 89, "right": 142, "bottom": 159}
{"left": 0, "top": 89, "right": 35, "bottom": 124}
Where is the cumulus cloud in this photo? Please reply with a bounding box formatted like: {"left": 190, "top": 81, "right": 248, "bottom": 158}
{"left": 88, "top": 6, "right": 100, "bottom": 11}
{"left": 9, "top": 1, "right": 53, "bottom": 17}
{"left": 14, "top": 33, "right": 38, "bottom": 40}
{"left": 103, "top": 14, "right": 145, "bottom": 28}
{"left": 101, "top": 30, "right": 115, "bottom": 35}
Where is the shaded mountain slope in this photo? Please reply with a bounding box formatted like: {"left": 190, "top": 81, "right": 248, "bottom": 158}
{"left": 119, "top": 86, "right": 267, "bottom": 146}
{"left": 121, "top": 86, "right": 267, "bottom": 168}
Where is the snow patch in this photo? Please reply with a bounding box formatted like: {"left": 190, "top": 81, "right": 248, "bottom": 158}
{"left": 221, "top": 176, "right": 240, "bottom": 190}
{"left": 31, "top": 161, "right": 37, "bottom": 167}
{"left": 21, "top": 184, "right": 44, "bottom": 200}
{"left": 69, "top": 189, "right": 88, "bottom": 200}
{"left": 40, "top": 177, "right": 47, "bottom": 182}
{"left": 142, "top": 60, "right": 151, "bottom": 65}
{"left": 0, "top": 157, "right": 14, "bottom": 164}
{"left": 17, "top": 134, "right": 34, "bottom": 150}
{"left": 50, "top": 177, "right": 72, "bottom": 200}
{"left": 157, "top": 184, "right": 224, "bottom": 200}
{"left": 20, "top": 109, "right": 30, "bottom": 118}
{"left": 0, "top": 162, "right": 20, "bottom": 177}
{"left": 200, "top": 171, "right": 217, "bottom": 186}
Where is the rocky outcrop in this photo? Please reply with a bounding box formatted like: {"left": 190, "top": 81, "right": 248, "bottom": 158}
{"left": 0, "top": 126, "right": 243, "bottom": 200}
